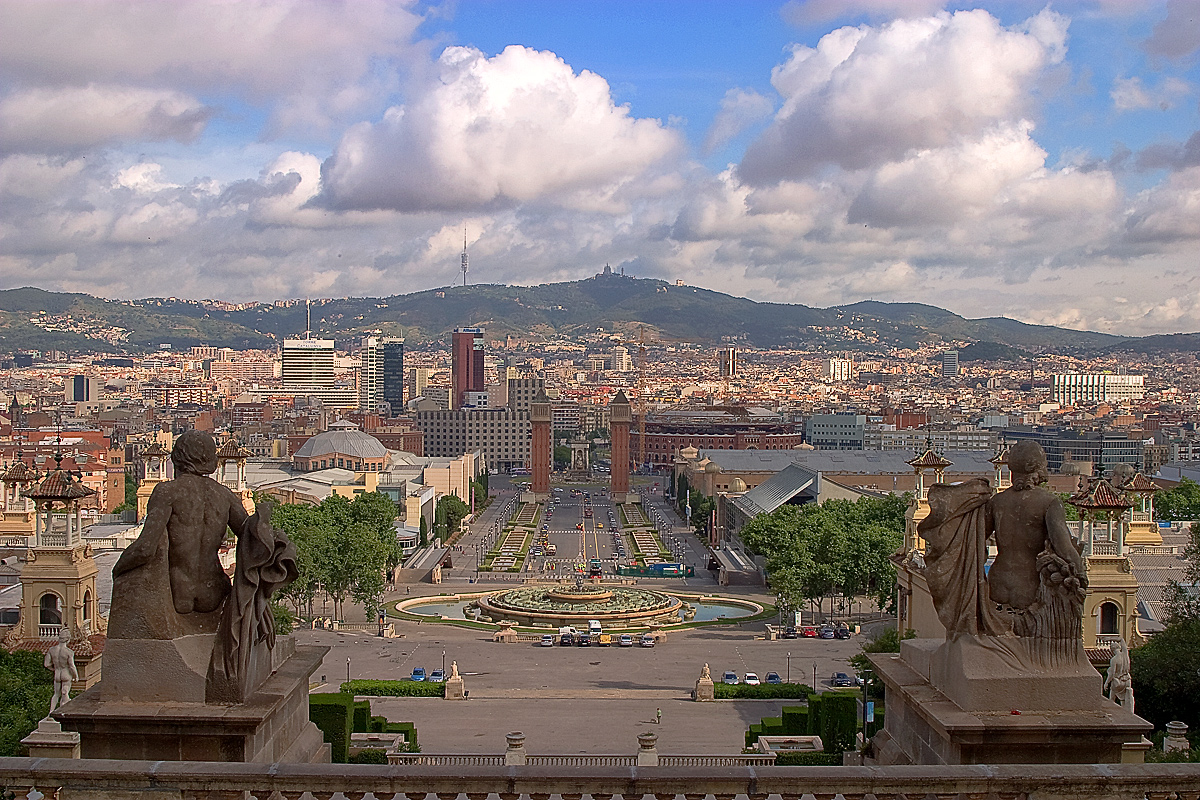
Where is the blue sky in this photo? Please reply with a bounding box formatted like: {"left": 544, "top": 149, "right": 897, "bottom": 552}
{"left": 0, "top": 1, "right": 1198, "bottom": 335}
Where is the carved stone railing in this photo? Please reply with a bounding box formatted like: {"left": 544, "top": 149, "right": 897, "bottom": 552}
{"left": 37, "top": 625, "right": 61, "bottom": 639}
{"left": 1131, "top": 511, "right": 1152, "bottom": 523}
{"left": 2, "top": 757, "right": 1200, "bottom": 800}
{"left": 1089, "top": 542, "right": 1120, "bottom": 556}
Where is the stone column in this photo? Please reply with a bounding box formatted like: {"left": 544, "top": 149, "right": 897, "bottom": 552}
{"left": 21, "top": 718, "right": 80, "bottom": 759}
{"left": 636, "top": 731, "right": 659, "bottom": 766}
{"left": 610, "top": 391, "right": 631, "bottom": 500}
{"left": 504, "top": 731, "right": 527, "bottom": 765}
{"left": 1165, "top": 721, "right": 1190, "bottom": 753}
{"left": 530, "top": 392, "right": 551, "bottom": 497}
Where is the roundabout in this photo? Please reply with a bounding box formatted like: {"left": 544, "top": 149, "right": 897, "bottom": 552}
{"left": 394, "top": 583, "right": 765, "bottom": 630}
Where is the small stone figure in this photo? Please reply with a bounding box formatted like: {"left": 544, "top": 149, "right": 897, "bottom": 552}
{"left": 45, "top": 628, "right": 77, "bottom": 714}
{"left": 700, "top": 662, "right": 711, "bottom": 680}
{"left": 450, "top": 660, "right": 460, "bottom": 680}
{"left": 1103, "top": 638, "right": 1135, "bottom": 711}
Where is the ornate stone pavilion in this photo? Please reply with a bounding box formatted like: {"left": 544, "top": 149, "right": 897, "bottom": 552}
{"left": 2, "top": 454, "right": 106, "bottom": 689}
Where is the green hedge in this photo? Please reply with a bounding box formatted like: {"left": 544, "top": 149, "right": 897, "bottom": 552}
{"left": 743, "top": 691, "right": 860, "bottom": 755}
{"left": 348, "top": 748, "right": 389, "bottom": 764}
{"left": 781, "top": 705, "right": 808, "bottom": 735}
{"left": 341, "top": 679, "right": 445, "bottom": 697}
{"left": 774, "top": 751, "right": 843, "bottom": 766}
{"left": 309, "top": 693, "right": 355, "bottom": 763}
{"left": 714, "top": 682, "right": 814, "bottom": 699}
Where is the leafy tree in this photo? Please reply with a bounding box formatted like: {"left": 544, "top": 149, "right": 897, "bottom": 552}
{"left": 1165, "top": 522, "right": 1200, "bottom": 624}
{"left": 1157, "top": 479, "right": 1200, "bottom": 522}
{"left": 0, "top": 649, "right": 53, "bottom": 756}
{"left": 689, "top": 492, "right": 716, "bottom": 536}
{"left": 553, "top": 445, "right": 572, "bottom": 469}
{"left": 1131, "top": 619, "right": 1200, "bottom": 732}
{"left": 435, "top": 494, "right": 470, "bottom": 540}
{"left": 849, "top": 627, "right": 915, "bottom": 697}
{"left": 741, "top": 496, "right": 905, "bottom": 617}
{"left": 419, "top": 515, "right": 428, "bottom": 547}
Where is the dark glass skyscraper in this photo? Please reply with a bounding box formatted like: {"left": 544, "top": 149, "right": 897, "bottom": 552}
{"left": 382, "top": 338, "right": 405, "bottom": 410}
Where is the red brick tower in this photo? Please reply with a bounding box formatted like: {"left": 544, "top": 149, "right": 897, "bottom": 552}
{"left": 530, "top": 388, "right": 552, "bottom": 497}
{"left": 610, "top": 389, "right": 631, "bottom": 501}
{"left": 451, "top": 327, "right": 485, "bottom": 409}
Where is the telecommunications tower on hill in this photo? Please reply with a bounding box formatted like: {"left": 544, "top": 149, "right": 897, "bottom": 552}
{"left": 461, "top": 230, "right": 469, "bottom": 286}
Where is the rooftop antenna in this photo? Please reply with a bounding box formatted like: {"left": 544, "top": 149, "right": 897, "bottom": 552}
{"left": 461, "top": 229, "right": 469, "bottom": 286}
{"left": 306, "top": 297, "right": 311, "bottom": 340}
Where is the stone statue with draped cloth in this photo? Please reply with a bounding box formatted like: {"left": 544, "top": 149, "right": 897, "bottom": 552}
{"left": 108, "top": 431, "right": 297, "bottom": 704}
{"left": 918, "top": 440, "right": 1088, "bottom": 669}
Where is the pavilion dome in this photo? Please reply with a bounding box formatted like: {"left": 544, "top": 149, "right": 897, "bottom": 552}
{"left": 294, "top": 429, "right": 387, "bottom": 461}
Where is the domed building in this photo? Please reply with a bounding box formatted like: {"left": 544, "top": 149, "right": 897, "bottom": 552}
{"left": 292, "top": 422, "right": 389, "bottom": 472}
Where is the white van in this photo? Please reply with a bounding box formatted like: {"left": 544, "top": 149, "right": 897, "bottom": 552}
{"left": 588, "top": 619, "right": 603, "bottom": 636}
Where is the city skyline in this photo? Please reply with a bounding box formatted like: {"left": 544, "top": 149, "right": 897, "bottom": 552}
{"left": 1, "top": 1, "right": 1198, "bottom": 336}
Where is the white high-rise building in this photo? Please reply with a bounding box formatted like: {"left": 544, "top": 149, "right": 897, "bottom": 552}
{"left": 359, "top": 337, "right": 383, "bottom": 411}
{"left": 282, "top": 339, "right": 334, "bottom": 388}
{"left": 611, "top": 346, "right": 633, "bottom": 372}
{"left": 1052, "top": 373, "right": 1145, "bottom": 405}
{"left": 822, "top": 358, "right": 854, "bottom": 382}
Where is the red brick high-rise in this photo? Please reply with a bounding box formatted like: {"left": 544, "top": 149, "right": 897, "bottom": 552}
{"left": 451, "top": 327, "right": 485, "bottom": 409}
{"left": 530, "top": 388, "right": 552, "bottom": 496}
{"left": 610, "top": 390, "right": 631, "bottom": 500}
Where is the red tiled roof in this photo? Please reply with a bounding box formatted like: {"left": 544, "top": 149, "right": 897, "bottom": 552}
{"left": 1069, "top": 479, "right": 1131, "bottom": 510}
{"left": 25, "top": 468, "right": 96, "bottom": 501}
{"left": 2, "top": 460, "right": 36, "bottom": 483}
{"left": 9, "top": 632, "right": 106, "bottom": 657}
{"left": 216, "top": 439, "right": 250, "bottom": 459}
{"left": 907, "top": 449, "right": 953, "bottom": 469}
{"left": 1120, "top": 472, "right": 1162, "bottom": 493}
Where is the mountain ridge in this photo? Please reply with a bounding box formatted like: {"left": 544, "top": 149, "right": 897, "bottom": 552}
{"left": 0, "top": 277, "right": 1194, "bottom": 357}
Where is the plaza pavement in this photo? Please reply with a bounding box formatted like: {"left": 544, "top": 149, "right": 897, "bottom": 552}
{"left": 298, "top": 601, "right": 887, "bottom": 754}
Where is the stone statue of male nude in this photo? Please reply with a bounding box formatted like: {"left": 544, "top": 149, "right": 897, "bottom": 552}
{"left": 45, "top": 627, "right": 78, "bottom": 714}
{"left": 108, "top": 431, "right": 296, "bottom": 702}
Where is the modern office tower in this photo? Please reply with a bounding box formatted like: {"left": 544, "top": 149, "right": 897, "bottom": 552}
{"left": 806, "top": 413, "right": 867, "bottom": 450}
{"left": 381, "top": 338, "right": 405, "bottom": 410}
{"left": 452, "top": 327, "right": 485, "bottom": 409}
{"left": 609, "top": 390, "right": 632, "bottom": 500}
{"left": 408, "top": 368, "right": 432, "bottom": 401}
{"left": 67, "top": 376, "right": 100, "bottom": 403}
{"left": 1052, "top": 373, "right": 1146, "bottom": 405}
{"left": 530, "top": 389, "right": 552, "bottom": 495}
{"left": 413, "top": 408, "right": 530, "bottom": 472}
{"left": 282, "top": 339, "right": 335, "bottom": 388}
{"left": 611, "top": 346, "right": 633, "bottom": 373}
{"left": 823, "top": 358, "right": 855, "bottom": 382}
{"left": 359, "top": 337, "right": 382, "bottom": 411}
{"left": 941, "top": 350, "right": 960, "bottom": 378}
{"left": 718, "top": 347, "right": 737, "bottom": 378}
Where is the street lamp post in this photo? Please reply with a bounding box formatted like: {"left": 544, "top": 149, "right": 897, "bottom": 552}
{"left": 814, "top": 662, "right": 818, "bottom": 692}
{"left": 346, "top": 658, "right": 351, "bottom": 684}
{"left": 442, "top": 650, "right": 446, "bottom": 676}
{"left": 786, "top": 651, "right": 791, "bottom": 683}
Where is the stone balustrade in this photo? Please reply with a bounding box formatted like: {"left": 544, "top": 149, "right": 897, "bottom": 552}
{"left": 2, "top": 757, "right": 1200, "bottom": 800}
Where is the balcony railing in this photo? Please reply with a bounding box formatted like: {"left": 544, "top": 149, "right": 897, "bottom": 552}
{"left": 2, "top": 757, "right": 1199, "bottom": 800}
{"left": 37, "top": 625, "right": 61, "bottom": 639}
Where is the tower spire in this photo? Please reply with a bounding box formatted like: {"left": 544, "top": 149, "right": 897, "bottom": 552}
{"left": 461, "top": 229, "right": 469, "bottom": 286}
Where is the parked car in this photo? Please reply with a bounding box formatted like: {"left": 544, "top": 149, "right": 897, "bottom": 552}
{"left": 410, "top": 667, "right": 427, "bottom": 682}
{"left": 781, "top": 625, "right": 798, "bottom": 639}
{"left": 743, "top": 672, "right": 761, "bottom": 685}
{"left": 835, "top": 627, "right": 852, "bottom": 640}
{"left": 560, "top": 633, "right": 574, "bottom": 646}
{"left": 818, "top": 626, "right": 836, "bottom": 639}
{"left": 722, "top": 671, "right": 739, "bottom": 685}
{"left": 801, "top": 626, "right": 819, "bottom": 638}
{"left": 765, "top": 672, "right": 782, "bottom": 685}
{"left": 577, "top": 633, "right": 592, "bottom": 646}
{"left": 618, "top": 634, "right": 635, "bottom": 647}
{"left": 428, "top": 669, "right": 445, "bottom": 683}
{"left": 639, "top": 634, "right": 655, "bottom": 648}
{"left": 540, "top": 634, "right": 555, "bottom": 647}
{"left": 598, "top": 633, "right": 613, "bottom": 646}
{"left": 831, "top": 671, "right": 858, "bottom": 687}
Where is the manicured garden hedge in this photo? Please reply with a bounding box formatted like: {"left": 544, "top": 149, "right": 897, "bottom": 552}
{"left": 341, "top": 679, "right": 445, "bottom": 697}
{"left": 774, "top": 751, "right": 843, "bottom": 766}
{"left": 348, "top": 748, "right": 389, "bottom": 764}
{"left": 715, "top": 681, "right": 814, "bottom": 699}
{"left": 743, "top": 690, "right": 861, "bottom": 754}
{"left": 309, "top": 693, "right": 355, "bottom": 763}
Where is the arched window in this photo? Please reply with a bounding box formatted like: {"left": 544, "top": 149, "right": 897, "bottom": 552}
{"left": 39, "top": 593, "right": 62, "bottom": 625}
{"left": 83, "top": 590, "right": 92, "bottom": 621}
{"left": 1099, "top": 602, "right": 1119, "bottom": 635}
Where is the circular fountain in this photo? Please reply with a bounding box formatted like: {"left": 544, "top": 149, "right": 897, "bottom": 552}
{"left": 473, "top": 582, "right": 683, "bottom": 627}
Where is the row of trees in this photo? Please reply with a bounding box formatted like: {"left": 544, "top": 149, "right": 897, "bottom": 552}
{"left": 272, "top": 492, "right": 402, "bottom": 620}
{"left": 740, "top": 495, "right": 908, "bottom": 616}
{"left": 1155, "top": 478, "right": 1200, "bottom": 521}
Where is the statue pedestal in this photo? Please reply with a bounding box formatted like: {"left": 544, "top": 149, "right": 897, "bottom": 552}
{"left": 869, "top": 638, "right": 1151, "bottom": 766}
{"left": 21, "top": 717, "right": 80, "bottom": 759}
{"left": 693, "top": 676, "right": 715, "bottom": 701}
{"left": 444, "top": 675, "right": 466, "bottom": 700}
{"left": 54, "top": 641, "right": 330, "bottom": 763}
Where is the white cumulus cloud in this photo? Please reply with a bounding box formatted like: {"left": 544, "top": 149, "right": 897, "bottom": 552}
{"left": 321, "top": 45, "right": 681, "bottom": 213}
{"left": 739, "top": 8, "right": 1068, "bottom": 183}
